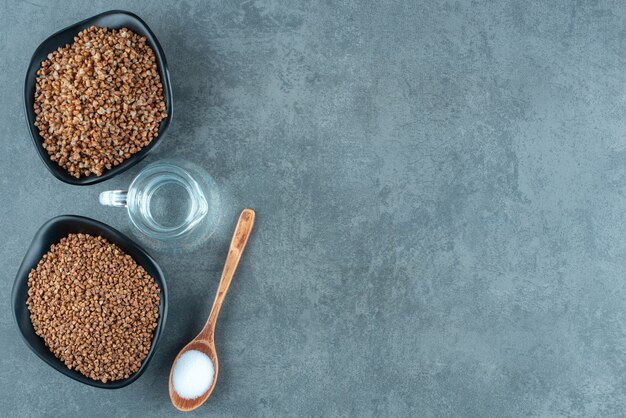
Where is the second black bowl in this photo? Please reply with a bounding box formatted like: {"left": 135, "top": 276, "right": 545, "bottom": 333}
{"left": 11, "top": 215, "right": 168, "bottom": 388}
{"left": 24, "top": 10, "right": 173, "bottom": 185}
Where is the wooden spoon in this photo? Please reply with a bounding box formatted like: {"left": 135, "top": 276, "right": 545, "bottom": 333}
{"left": 169, "top": 208, "right": 255, "bottom": 411}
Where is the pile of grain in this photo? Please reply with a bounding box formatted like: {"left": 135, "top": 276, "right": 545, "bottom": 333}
{"left": 34, "top": 26, "right": 167, "bottom": 178}
{"left": 26, "top": 233, "right": 160, "bottom": 383}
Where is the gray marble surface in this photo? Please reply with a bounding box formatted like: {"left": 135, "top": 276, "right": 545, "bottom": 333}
{"left": 2, "top": 1, "right": 626, "bottom": 416}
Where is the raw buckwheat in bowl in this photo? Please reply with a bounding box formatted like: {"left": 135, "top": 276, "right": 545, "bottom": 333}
{"left": 24, "top": 10, "right": 173, "bottom": 185}
{"left": 11, "top": 215, "right": 168, "bottom": 388}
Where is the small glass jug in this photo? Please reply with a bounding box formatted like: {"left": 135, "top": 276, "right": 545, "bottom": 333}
{"left": 99, "top": 160, "right": 220, "bottom": 251}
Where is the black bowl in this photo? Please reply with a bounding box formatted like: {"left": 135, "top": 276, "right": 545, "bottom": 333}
{"left": 24, "top": 10, "right": 173, "bottom": 185}
{"left": 11, "top": 215, "right": 168, "bottom": 389}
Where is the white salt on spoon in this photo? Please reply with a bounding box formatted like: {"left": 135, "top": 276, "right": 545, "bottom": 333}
{"left": 172, "top": 350, "right": 215, "bottom": 400}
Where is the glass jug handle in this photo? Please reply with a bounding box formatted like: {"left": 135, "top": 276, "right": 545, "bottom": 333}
{"left": 99, "top": 190, "right": 128, "bottom": 208}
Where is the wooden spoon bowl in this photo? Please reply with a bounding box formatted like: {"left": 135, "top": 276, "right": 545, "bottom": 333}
{"left": 168, "top": 340, "right": 218, "bottom": 411}
{"left": 169, "top": 208, "right": 255, "bottom": 411}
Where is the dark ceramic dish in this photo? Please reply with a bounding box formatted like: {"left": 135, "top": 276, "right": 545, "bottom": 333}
{"left": 24, "top": 10, "right": 173, "bottom": 185}
{"left": 11, "top": 215, "right": 168, "bottom": 389}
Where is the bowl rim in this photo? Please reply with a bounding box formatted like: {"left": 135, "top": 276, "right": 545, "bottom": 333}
{"left": 11, "top": 214, "right": 168, "bottom": 389}
{"left": 23, "top": 10, "right": 173, "bottom": 186}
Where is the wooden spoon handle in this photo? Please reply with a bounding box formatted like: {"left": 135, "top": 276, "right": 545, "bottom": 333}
{"left": 199, "top": 208, "right": 255, "bottom": 341}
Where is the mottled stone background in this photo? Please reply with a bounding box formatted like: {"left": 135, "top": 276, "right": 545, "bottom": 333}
{"left": 2, "top": 1, "right": 626, "bottom": 416}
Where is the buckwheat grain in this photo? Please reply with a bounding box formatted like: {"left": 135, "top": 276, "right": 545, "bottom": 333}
{"left": 33, "top": 26, "right": 167, "bottom": 178}
{"left": 26, "top": 233, "right": 160, "bottom": 383}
